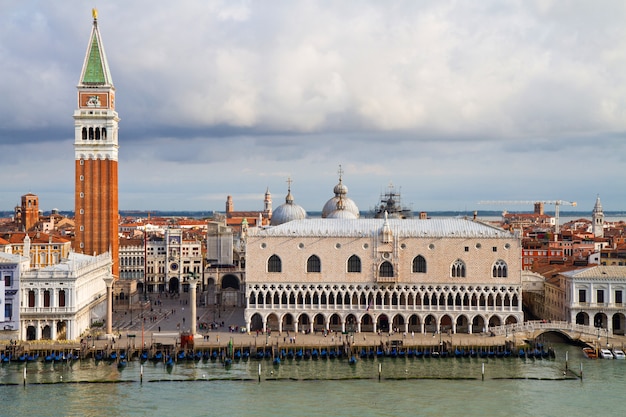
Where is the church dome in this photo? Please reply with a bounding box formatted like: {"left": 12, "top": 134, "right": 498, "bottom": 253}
{"left": 270, "top": 183, "right": 307, "bottom": 226}
{"left": 326, "top": 206, "right": 358, "bottom": 220}
{"left": 322, "top": 167, "right": 359, "bottom": 218}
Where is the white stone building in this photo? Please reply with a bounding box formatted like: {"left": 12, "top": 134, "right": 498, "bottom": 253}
{"left": 244, "top": 216, "right": 523, "bottom": 334}
{"left": 0, "top": 252, "right": 30, "bottom": 339}
{"left": 20, "top": 252, "right": 111, "bottom": 341}
{"left": 565, "top": 265, "right": 626, "bottom": 335}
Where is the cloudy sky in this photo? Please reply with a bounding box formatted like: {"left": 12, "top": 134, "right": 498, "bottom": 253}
{"left": 1, "top": 0, "right": 626, "bottom": 215}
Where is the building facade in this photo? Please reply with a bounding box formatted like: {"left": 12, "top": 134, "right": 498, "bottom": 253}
{"left": 73, "top": 10, "right": 119, "bottom": 278}
{"left": 0, "top": 253, "right": 30, "bottom": 339}
{"left": 20, "top": 252, "right": 111, "bottom": 341}
{"left": 565, "top": 265, "right": 626, "bottom": 336}
{"left": 4, "top": 232, "right": 72, "bottom": 269}
{"left": 245, "top": 217, "right": 523, "bottom": 334}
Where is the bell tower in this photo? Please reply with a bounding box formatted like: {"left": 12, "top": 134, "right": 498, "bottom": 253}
{"left": 73, "top": 9, "right": 119, "bottom": 277}
{"left": 592, "top": 195, "right": 604, "bottom": 238}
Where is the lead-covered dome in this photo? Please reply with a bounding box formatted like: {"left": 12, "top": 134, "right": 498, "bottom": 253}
{"left": 322, "top": 168, "right": 359, "bottom": 218}
{"left": 271, "top": 185, "right": 307, "bottom": 226}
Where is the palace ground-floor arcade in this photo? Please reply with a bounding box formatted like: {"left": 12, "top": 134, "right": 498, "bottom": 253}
{"left": 244, "top": 309, "right": 523, "bottom": 335}
{"left": 21, "top": 318, "right": 72, "bottom": 341}
{"left": 572, "top": 310, "right": 626, "bottom": 336}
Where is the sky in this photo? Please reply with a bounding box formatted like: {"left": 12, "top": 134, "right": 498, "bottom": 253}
{"left": 1, "top": 0, "right": 626, "bottom": 215}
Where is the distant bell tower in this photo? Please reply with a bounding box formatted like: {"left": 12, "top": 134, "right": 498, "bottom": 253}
{"left": 592, "top": 195, "right": 604, "bottom": 238}
{"left": 73, "top": 9, "right": 119, "bottom": 277}
{"left": 264, "top": 187, "right": 272, "bottom": 217}
{"left": 20, "top": 193, "right": 39, "bottom": 231}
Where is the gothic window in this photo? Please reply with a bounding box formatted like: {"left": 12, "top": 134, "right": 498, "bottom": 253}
{"left": 492, "top": 260, "right": 508, "bottom": 278}
{"left": 267, "top": 255, "right": 282, "bottom": 273}
{"left": 451, "top": 259, "right": 466, "bottom": 278}
{"left": 347, "top": 255, "right": 361, "bottom": 273}
{"left": 379, "top": 261, "right": 394, "bottom": 278}
{"left": 412, "top": 255, "right": 427, "bottom": 273}
{"left": 307, "top": 255, "right": 321, "bottom": 273}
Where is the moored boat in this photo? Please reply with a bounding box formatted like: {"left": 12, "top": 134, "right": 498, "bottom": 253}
{"left": 600, "top": 348, "right": 614, "bottom": 359}
{"left": 582, "top": 347, "right": 598, "bottom": 359}
{"left": 612, "top": 349, "right": 625, "bottom": 359}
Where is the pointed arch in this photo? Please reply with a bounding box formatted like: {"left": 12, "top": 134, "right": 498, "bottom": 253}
{"left": 307, "top": 255, "right": 321, "bottom": 273}
{"left": 451, "top": 259, "right": 466, "bottom": 277}
{"left": 492, "top": 260, "right": 508, "bottom": 278}
{"left": 268, "top": 255, "right": 282, "bottom": 272}
{"left": 347, "top": 255, "right": 361, "bottom": 273}
{"left": 379, "top": 261, "right": 394, "bottom": 277}
{"left": 412, "top": 255, "right": 427, "bottom": 273}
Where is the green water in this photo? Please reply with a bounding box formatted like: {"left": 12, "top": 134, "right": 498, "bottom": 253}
{"left": 0, "top": 345, "right": 623, "bottom": 417}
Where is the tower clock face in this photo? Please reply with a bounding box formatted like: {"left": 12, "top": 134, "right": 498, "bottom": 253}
{"left": 170, "top": 262, "right": 179, "bottom": 271}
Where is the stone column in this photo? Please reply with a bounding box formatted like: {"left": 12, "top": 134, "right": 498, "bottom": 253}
{"left": 103, "top": 276, "right": 114, "bottom": 336}
{"left": 189, "top": 278, "right": 198, "bottom": 336}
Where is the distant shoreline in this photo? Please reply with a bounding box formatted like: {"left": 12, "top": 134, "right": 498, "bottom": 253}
{"left": 3, "top": 210, "right": 626, "bottom": 219}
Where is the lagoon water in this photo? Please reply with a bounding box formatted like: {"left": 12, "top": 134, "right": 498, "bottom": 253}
{"left": 1, "top": 344, "right": 624, "bottom": 417}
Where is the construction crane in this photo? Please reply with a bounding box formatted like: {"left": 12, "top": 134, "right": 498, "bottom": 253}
{"left": 478, "top": 200, "right": 577, "bottom": 234}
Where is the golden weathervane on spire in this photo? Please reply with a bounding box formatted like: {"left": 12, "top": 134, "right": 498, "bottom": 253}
{"left": 92, "top": 8, "right": 98, "bottom": 20}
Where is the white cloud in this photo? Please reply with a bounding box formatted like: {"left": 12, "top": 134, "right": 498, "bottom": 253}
{"left": 1, "top": 0, "right": 626, "bottom": 213}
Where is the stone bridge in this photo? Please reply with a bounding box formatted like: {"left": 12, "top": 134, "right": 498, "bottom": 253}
{"left": 490, "top": 320, "right": 615, "bottom": 345}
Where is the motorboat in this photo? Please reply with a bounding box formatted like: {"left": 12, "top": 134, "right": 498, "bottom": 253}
{"left": 611, "top": 349, "right": 626, "bottom": 360}
{"left": 582, "top": 347, "right": 597, "bottom": 359}
{"left": 599, "top": 348, "right": 614, "bottom": 359}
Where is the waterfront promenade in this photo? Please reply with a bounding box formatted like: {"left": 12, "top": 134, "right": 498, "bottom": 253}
{"left": 3, "top": 293, "right": 626, "bottom": 356}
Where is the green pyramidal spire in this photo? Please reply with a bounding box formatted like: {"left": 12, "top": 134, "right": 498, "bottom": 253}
{"left": 79, "top": 9, "right": 113, "bottom": 86}
{"left": 83, "top": 33, "right": 105, "bottom": 84}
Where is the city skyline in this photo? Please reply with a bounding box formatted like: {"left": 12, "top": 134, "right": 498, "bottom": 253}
{"left": 2, "top": 1, "right": 626, "bottom": 213}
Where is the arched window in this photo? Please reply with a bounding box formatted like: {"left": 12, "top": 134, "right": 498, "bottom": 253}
{"left": 307, "top": 255, "right": 321, "bottom": 273}
{"left": 412, "top": 255, "right": 427, "bottom": 273}
{"left": 347, "top": 255, "right": 361, "bottom": 273}
{"left": 492, "top": 260, "right": 508, "bottom": 278}
{"left": 268, "top": 255, "right": 282, "bottom": 273}
{"left": 379, "top": 261, "right": 394, "bottom": 278}
{"left": 82, "top": 127, "right": 87, "bottom": 140}
{"left": 59, "top": 290, "right": 66, "bottom": 307}
{"left": 451, "top": 259, "right": 466, "bottom": 278}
